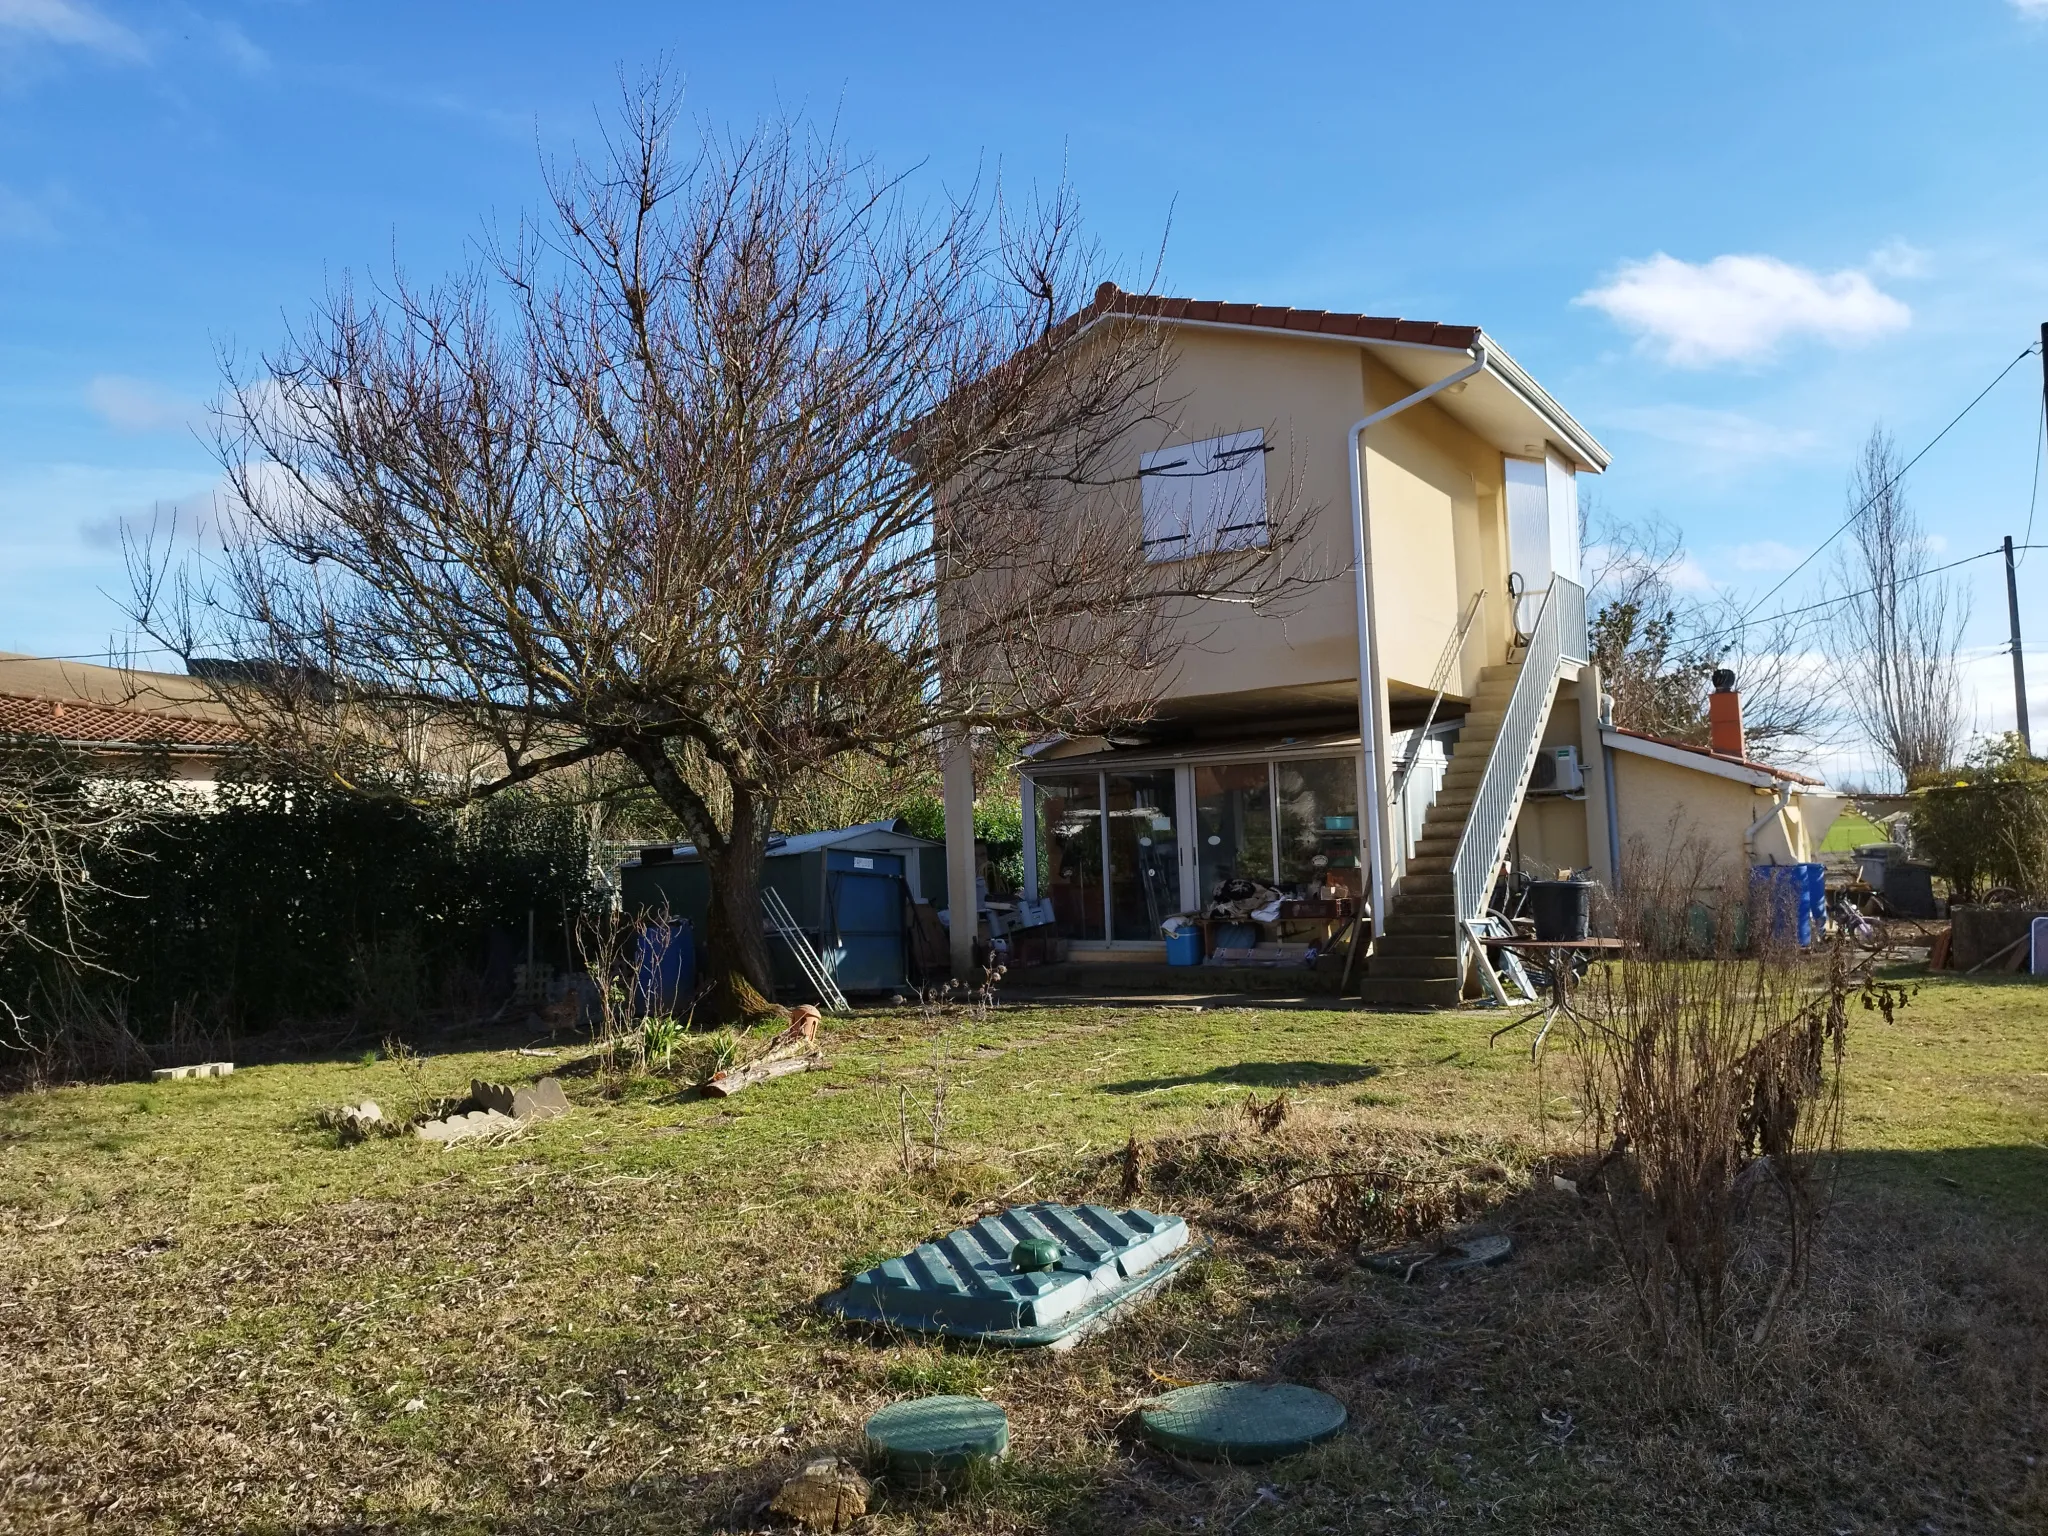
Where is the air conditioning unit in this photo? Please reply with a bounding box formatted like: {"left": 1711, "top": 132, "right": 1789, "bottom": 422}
{"left": 1528, "top": 745, "right": 1584, "bottom": 795}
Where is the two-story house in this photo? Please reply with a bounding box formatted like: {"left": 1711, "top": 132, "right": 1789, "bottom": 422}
{"left": 937, "top": 284, "right": 1839, "bottom": 1005}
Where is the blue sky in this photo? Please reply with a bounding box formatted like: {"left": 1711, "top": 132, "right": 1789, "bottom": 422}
{"left": 3, "top": 0, "right": 2047, "bottom": 771}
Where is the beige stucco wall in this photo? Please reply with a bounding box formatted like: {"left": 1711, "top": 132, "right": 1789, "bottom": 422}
{"left": 1126, "top": 329, "right": 1516, "bottom": 714}
{"left": 1611, "top": 752, "right": 1821, "bottom": 884}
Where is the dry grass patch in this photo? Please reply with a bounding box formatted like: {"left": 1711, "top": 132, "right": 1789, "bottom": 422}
{"left": 0, "top": 987, "right": 2043, "bottom": 1532}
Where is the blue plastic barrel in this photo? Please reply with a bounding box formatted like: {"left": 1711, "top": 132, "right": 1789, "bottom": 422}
{"left": 635, "top": 919, "right": 695, "bottom": 1011}
{"left": 1165, "top": 927, "right": 1203, "bottom": 967}
{"left": 1797, "top": 863, "right": 1827, "bottom": 936}
{"left": 1749, "top": 866, "right": 1810, "bottom": 948}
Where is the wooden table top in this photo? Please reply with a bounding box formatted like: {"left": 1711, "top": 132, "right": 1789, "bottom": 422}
{"left": 1478, "top": 936, "right": 1630, "bottom": 951}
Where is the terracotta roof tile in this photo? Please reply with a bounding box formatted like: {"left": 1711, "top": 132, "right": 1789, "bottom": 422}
{"left": 0, "top": 693, "right": 246, "bottom": 750}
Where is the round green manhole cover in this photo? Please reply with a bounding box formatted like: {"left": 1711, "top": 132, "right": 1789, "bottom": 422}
{"left": 864, "top": 1395, "right": 1009, "bottom": 1472}
{"left": 1138, "top": 1382, "right": 1347, "bottom": 1463}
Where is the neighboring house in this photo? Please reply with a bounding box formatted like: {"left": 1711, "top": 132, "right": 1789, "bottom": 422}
{"left": 0, "top": 653, "right": 246, "bottom": 788}
{"left": 933, "top": 285, "right": 1838, "bottom": 1004}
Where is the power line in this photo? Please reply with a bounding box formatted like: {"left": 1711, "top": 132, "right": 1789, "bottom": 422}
{"left": 1706, "top": 542, "right": 2047, "bottom": 641}
{"left": 1721, "top": 342, "right": 2042, "bottom": 642}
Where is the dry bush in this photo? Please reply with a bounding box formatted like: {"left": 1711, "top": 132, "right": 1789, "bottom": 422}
{"left": 1085, "top": 1104, "right": 1524, "bottom": 1255}
{"left": 1573, "top": 935, "right": 1901, "bottom": 1351}
{"left": 0, "top": 971, "right": 153, "bottom": 1090}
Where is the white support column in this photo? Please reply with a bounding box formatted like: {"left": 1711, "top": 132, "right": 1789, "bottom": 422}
{"left": 942, "top": 729, "right": 978, "bottom": 979}
{"left": 1578, "top": 664, "right": 1616, "bottom": 890}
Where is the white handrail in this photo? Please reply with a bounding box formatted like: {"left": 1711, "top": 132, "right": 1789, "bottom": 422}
{"left": 1450, "top": 577, "right": 1586, "bottom": 922}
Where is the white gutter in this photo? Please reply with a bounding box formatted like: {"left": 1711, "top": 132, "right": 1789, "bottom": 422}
{"left": 1348, "top": 342, "right": 1488, "bottom": 933}
{"left": 1745, "top": 781, "right": 1795, "bottom": 865}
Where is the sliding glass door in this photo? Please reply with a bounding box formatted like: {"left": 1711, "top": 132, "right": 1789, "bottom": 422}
{"left": 1030, "top": 755, "right": 1361, "bottom": 941}
{"left": 1193, "top": 762, "right": 1273, "bottom": 905}
{"left": 1105, "top": 771, "right": 1179, "bottom": 941}
{"left": 1034, "top": 773, "right": 1105, "bottom": 941}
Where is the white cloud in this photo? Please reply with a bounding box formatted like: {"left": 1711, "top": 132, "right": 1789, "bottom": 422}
{"left": 78, "top": 471, "right": 256, "bottom": 553}
{"left": 2012, "top": 0, "right": 2048, "bottom": 16}
{"left": 1576, "top": 253, "right": 1911, "bottom": 367}
{"left": 1604, "top": 403, "right": 1823, "bottom": 463}
{"left": 0, "top": 0, "right": 143, "bottom": 58}
{"left": 86, "top": 374, "right": 201, "bottom": 434}
{"left": 1865, "top": 239, "right": 1929, "bottom": 280}
{"left": 1729, "top": 540, "right": 1804, "bottom": 573}
{"left": 210, "top": 19, "right": 267, "bottom": 75}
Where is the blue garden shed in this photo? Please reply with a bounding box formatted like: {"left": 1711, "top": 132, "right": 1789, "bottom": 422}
{"left": 617, "top": 820, "right": 945, "bottom": 997}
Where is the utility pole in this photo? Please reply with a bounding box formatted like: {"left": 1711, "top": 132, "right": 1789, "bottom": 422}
{"left": 2007, "top": 535, "right": 2031, "bottom": 754}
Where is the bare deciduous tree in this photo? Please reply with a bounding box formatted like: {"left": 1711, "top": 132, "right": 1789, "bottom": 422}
{"left": 134, "top": 85, "right": 1321, "bottom": 1020}
{"left": 1584, "top": 504, "right": 1828, "bottom": 760}
{"left": 1827, "top": 427, "right": 1968, "bottom": 786}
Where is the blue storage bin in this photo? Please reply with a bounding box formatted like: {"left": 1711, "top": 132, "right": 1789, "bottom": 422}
{"left": 635, "top": 919, "right": 695, "bottom": 1011}
{"left": 1797, "top": 862, "right": 1827, "bottom": 933}
{"left": 1749, "top": 866, "right": 1811, "bottom": 948}
{"left": 1165, "top": 928, "right": 1203, "bottom": 967}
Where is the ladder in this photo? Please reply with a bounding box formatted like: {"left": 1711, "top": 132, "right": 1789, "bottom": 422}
{"left": 761, "top": 887, "right": 852, "bottom": 1014}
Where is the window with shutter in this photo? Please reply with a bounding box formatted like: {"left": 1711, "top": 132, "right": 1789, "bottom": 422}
{"left": 1139, "top": 430, "right": 1270, "bottom": 562}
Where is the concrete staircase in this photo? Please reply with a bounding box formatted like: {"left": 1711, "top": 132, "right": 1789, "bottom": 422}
{"left": 1356, "top": 659, "right": 1525, "bottom": 1009}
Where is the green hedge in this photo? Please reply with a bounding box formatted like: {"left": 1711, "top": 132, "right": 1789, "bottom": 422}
{"left": 7, "top": 780, "right": 602, "bottom": 1031}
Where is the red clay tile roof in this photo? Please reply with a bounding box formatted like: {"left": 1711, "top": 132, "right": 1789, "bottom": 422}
{"left": 1085, "top": 282, "right": 1480, "bottom": 352}
{"left": 1606, "top": 726, "right": 1823, "bottom": 786}
{"left": 0, "top": 693, "right": 246, "bottom": 750}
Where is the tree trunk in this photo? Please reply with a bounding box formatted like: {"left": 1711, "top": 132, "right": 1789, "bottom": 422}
{"left": 624, "top": 740, "right": 783, "bottom": 1025}
{"left": 697, "top": 835, "right": 783, "bottom": 1024}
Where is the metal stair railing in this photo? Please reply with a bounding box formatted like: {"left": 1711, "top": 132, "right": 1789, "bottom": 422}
{"left": 761, "top": 886, "right": 851, "bottom": 1013}
{"left": 1392, "top": 587, "right": 1486, "bottom": 798}
{"left": 1449, "top": 577, "right": 1586, "bottom": 926}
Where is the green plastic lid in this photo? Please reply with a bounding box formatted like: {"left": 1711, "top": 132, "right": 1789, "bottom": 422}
{"left": 1138, "top": 1382, "right": 1347, "bottom": 1463}
{"left": 1011, "top": 1236, "right": 1062, "bottom": 1271}
{"left": 864, "top": 1395, "right": 1009, "bottom": 1472}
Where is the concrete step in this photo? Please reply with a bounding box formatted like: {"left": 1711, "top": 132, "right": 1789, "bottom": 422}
{"left": 1392, "top": 891, "right": 1456, "bottom": 915}
{"left": 1368, "top": 953, "right": 1461, "bottom": 980}
{"left": 1382, "top": 910, "right": 1460, "bottom": 936}
{"left": 1373, "top": 931, "right": 1462, "bottom": 957}
{"left": 1356, "top": 975, "right": 1465, "bottom": 1009}
{"left": 1399, "top": 869, "right": 1454, "bottom": 895}
{"left": 1404, "top": 853, "right": 1452, "bottom": 874}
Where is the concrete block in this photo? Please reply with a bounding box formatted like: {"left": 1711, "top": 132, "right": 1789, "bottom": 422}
{"left": 510, "top": 1076, "right": 568, "bottom": 1122}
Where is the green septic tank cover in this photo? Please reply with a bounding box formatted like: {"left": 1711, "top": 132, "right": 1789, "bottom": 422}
{"left": 864, "top": 1395, "right": 1009, "bottom": 1472}
{"left": 1138, "top": 1382, "right": 1347, "bottom": 1463}
{"left": 821, "top": 1202, "right": 1194, "bottom": 1348}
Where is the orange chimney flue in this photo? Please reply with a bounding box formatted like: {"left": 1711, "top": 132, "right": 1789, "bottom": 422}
{"left": 1709, "top": 668, "right": 1745, "bottom": 758}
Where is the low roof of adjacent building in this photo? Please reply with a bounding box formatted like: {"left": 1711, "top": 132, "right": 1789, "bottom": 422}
{"left": 1602, "top": 726, "right": 1829, "bottom": 791}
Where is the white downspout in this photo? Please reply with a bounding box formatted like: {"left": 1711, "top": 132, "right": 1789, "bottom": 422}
{"left": 1348, "top": 343, "right": 1489, "bottom": 934}
{"left": 1744, "top": 781, "right": 1794, "bottom": 866}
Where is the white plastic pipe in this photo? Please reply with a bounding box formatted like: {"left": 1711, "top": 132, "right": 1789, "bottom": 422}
{"left": 1744, "top": 781, "right": 1794, "bottom": 865}
{"left": 1347, "top": 344, "right": 1489, "bottom": 931}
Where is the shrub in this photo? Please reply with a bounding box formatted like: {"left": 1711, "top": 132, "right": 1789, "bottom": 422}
{"left": 1911, "top": 734, "right": 2048, "bottom": 900}
{"left": 1573, "top": 940, "right": 1900, "bottom": 1351}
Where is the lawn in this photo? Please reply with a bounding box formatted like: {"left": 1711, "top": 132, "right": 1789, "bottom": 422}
{"left": 2, "top": 974, "right": 2045, "bottom": 1534}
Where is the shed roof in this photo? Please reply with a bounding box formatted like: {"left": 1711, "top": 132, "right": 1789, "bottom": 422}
{"left": 626, "top": 818, "right": 942, "bottom": 867}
